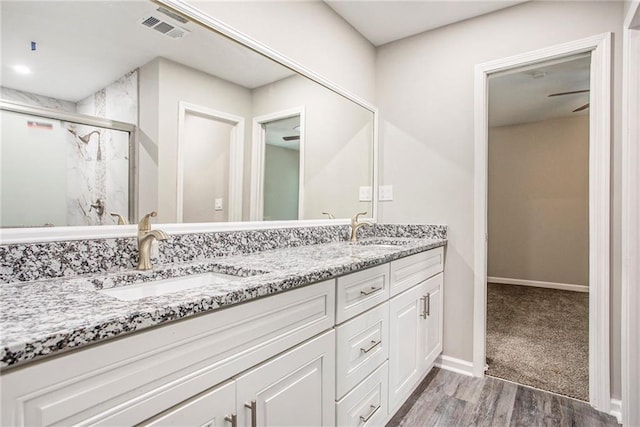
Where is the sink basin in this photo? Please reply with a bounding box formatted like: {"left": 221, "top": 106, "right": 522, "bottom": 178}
{"left": 353, "top": 239, "right": 409, "bottom": 248}
{"left": 99, "top": 272, "right": 241, "bottom": 301}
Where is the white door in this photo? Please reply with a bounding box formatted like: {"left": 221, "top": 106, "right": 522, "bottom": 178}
{"left": 236, "top": 331, "right": 335, "bottom": 427}
{"left": 142, "top": 380, "right": 236, "bottom": 427}
{"left": 388, "top": 282, "right": 427, "bottom": 412}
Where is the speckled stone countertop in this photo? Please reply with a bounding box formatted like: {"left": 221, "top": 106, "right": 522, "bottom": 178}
{"left": 0, "top": 236, "right": 445, "bottom": 369}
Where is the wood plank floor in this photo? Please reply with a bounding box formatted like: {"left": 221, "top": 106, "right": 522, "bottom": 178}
{"left": 386, "top": 368, "right": 620, "bottom": 426}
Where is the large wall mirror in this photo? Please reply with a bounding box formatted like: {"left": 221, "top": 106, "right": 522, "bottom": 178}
{"left": 0, "top": 0, "right": 376, "bottom": 233}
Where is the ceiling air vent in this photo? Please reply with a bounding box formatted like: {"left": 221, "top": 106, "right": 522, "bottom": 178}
{"left": 139, "top": 14, "right": 191, "bottom": 39}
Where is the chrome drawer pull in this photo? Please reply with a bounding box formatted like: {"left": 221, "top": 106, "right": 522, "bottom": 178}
{"left": 224, "top": 413, "right": 237, "bottom": 427}
{"left": 359, "top": 404, "right": 381, "bottom": 423}
{"left": 360, "top": 340, "right": 381, "bottom": 354}
{"left": 244, "top": 400, "right": 257, "bottom": 427}
{"left": 420, "top": 296, "right": 427, "bottom": 319}
{"left": 360, "top": 286, "right": 382, "bottom": 296}
{"left": 426, "top": 292, "right": 431, "bottom": 317}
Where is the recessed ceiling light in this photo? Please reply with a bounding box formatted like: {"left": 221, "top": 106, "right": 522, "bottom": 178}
{"left": 13, "top": 65, "right": 32, "bottom": 75}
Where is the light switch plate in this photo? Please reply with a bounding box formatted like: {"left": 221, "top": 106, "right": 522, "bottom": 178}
{"left": 214, "top": 198, "right": 223, "bottom": 211}
{"left": 379, "top": 185, "right": 393, "bottom": 201}
{"left": 359, "top": 186, "right": 372, "bottom": 201}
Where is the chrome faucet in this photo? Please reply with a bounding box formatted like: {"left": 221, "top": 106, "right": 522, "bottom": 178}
{"left": 350, "top": 211, "right": 371, "bottom": 242}
{"left": 137, "top": 211, "right": 168, "bottom": 270}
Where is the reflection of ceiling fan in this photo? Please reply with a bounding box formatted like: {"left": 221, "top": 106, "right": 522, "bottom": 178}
{"left": 548, "top": 89, "right": 590, "bottom": 112}
{"left": 282, "top": 124, "right": 301, "bottom": 141}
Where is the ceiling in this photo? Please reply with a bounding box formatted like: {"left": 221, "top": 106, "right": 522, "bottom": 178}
{"left": 265, "top": 116, "right": 301, "bottom": 151}
{"left": 489, "top": 54, "right": 591, "bottom": 127}
{"left": 0, "top": 1, "right": 294, "bottom": 102}
{"left": 325, "top": 0, "right": 528, "bottom": 46}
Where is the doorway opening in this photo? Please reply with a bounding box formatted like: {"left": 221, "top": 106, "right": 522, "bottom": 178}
{"left": 486, "top": 54, "right": 591, "bottom": 401}
{"left": 474, "top": 33, "right": 612, "bottom": 411}
{"left": 250, "top": 107, "right": 305, "bottom": 221}
{"left": 176, "top": 102, "right": 244, "bottom": 223}
{"left": 263, "top": 116, "right": 301, "bottom": 221}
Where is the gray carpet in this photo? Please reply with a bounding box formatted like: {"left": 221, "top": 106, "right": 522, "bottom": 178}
{"left": 486, "top": 283, "right": 589, "bottom": 401}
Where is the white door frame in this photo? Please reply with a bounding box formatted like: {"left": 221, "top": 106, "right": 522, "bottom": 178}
{"left": 250, "top": 107, "right": 306, "bottom": 221}
{"left": 176, "top": 102, "right": 244, "bottom": 222}
{"left": 473, "top": 33, "right": 612, "bottom": 411}
{"left": 622, "top": 3, "right": 640, "bottom": 425}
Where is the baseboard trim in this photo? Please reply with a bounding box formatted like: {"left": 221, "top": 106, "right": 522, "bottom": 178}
{"left": 435, "top": 355, "right": 474, "bottom": 377}
{"left": 488, "top": 276, "right": 589, "bottom": 293}
{"left": 610, "top": 398, "right": 622, "bottom": 423}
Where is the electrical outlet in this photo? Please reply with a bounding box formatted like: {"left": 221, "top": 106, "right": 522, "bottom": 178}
{"left": 379, "top": 185, "right": 394, "bottom": 201}
{"left": 214, "top": 198, "right": 223, "bottom": 211}
{"left": 359, "top": 186, "right": 372, "bottom": 201}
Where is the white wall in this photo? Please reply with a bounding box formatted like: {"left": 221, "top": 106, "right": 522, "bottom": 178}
{"left": 187, "top": 1, "right": 376, "bottom": 104}
{"left": 139, "top": 57, "right": 253, "bottom": 223}
{"left": 263, "top": 144, "right": 299, "bottom": 221}
{"left": 376, "top": 1, "right": 624, "bottom": 396}
{"left": 488, "top": 116, "right": 589, "bottom": 286}
{"left": 252, "top": 75, "right": 374, "bottom": 219}
{"left": 138, "top": 59, "right": 161, "bottom": 221}
{"left": 182, "top": 113, "right": 233, "bottom": 223}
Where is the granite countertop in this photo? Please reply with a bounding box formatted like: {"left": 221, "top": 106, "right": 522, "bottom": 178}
{"left": 0, "top": 236, "right": 446, "bottom": 369}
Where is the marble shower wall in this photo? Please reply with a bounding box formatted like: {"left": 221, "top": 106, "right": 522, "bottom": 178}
{"left": 73, "top": 70, "right": 138, "bottom": 226}
{"left": 0, "top": 87, "right": 77, "bottom": 113}
{"left": 1, "top": 72, "right": 137, "bottom": 227}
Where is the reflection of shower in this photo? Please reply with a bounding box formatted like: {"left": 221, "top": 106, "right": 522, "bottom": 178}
{"left": 67, "top": 126, "right": 102, "bottom": 160}
{"left": 68, "top": 128, "right": 100, "bottom": 143}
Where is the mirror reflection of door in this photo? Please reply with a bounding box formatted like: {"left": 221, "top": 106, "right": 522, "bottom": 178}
{"left": 263, "top": 116, "right": 301, "bottom": 221}
{"left": 182, "top": 112, "right": 233, "bottom": 223}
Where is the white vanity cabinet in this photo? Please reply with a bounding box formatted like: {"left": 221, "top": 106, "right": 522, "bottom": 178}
{"left": 388, "top": 271, "right": 444, "bottom": 413}
{"left": 0, "top": 245, "right": 445, "bottom": 427}
{"left": 0, "top": 280, "right": 335, "bottom": 427}
{"left": 143, "top": 331, "right": 335, "bottom": 427}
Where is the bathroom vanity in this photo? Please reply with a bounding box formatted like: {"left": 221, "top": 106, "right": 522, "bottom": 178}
{"left": 0, "top": 226, "right": 445, "bottom": 427}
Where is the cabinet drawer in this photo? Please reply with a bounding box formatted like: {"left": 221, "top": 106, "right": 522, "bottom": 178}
{"left": 336, "top": 302, "right": 389, "bottom": 398}
{"left": 336, "top": 264, "right": 390, "bottom": 324}
{"left": 336, "top": 361, "right": 388, "bottom": 427}
{"left": 390, "top": 247, "right": 443, "bottom": 296}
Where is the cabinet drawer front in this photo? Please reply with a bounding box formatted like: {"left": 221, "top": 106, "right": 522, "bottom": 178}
{"left": 4, "top": 280, "right": 335, "bottom": 427}
{"left": 336, "top": 362, "right": 388, "bottom": 427}
{"left": 390, "top": 247, "right": 443, "bottom": 296}
{"left": 336, "top": 264, "right": 390, "bottom": 324}
{"left": 141, "top": 380, "right": 235, "bottom": 426}
{"left": 336, "top": 302, "right": 389, "bottom": 399}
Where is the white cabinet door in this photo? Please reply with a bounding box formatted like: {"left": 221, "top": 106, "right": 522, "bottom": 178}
{"left": 388, "top": 281, "right": 426, "bottom": 412}
{"left": 388, "top": 273, "right": 444, "bottom": 414}
{"left": 236, "top": 331, "right": 335, "bottom": 427}
{"left": 142, "top": 380, "right": 236, "bottom": 427}
{"left": 422, "top": 273, "right": 443, "bottom": 369}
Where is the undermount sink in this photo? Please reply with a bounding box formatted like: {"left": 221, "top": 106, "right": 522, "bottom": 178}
{"left": 99, "top": 272, "right": 243, "bottom": 301}
{"left": 353, "top": 239, "right": 409, "bottom": 248}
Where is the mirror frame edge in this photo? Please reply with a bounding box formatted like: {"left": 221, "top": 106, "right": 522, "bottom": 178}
{"left": 0, "top": 0, "right": 379, "bottom": 245}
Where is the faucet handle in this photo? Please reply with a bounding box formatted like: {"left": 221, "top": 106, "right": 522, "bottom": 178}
{"left": 138, "top": 211, "right": 157, "bottom": 232}
{"left": 110, "top": 212, "right": 129, "bottom": 225}
{"left": 351, "top": 211, "right": 368, "bottom": 225}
